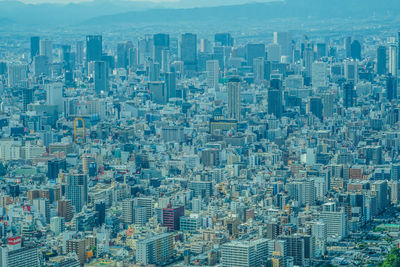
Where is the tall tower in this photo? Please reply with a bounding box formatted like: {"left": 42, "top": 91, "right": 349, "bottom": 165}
{"left": 180, "top": 33, "right": 197, "bottom": 72}
{"left": 39, "top": 39, "right": 52, "bottom": 63}
{"left": 30, "top": 36, "right": 40, "bottom": 61}
{"left": 94, "top": 61, "right": 107, "bottom": 94}
{"left": 206, "top": 60, "right": 219, "bottom": 90}
{"left": 153, "top": 33, "right": 170, "bottom": 64}
{"left": 376, "top": 45, "right": 387, "bottom": 75}
{"left": 227, "top": 77, "right": 241, "bottom": 121}
{"left": 86, "top": 35, "right": 102, "bottom": 64}
{"left": 65, "top": 173, "right": 88, "bottom": 213}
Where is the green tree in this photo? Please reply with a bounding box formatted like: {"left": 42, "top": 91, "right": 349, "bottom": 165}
{"left": 379, "top": 248, "right": 400, "bottom": 267}
{"left": 0, "top": 162, "right": 7, "bottom": 176}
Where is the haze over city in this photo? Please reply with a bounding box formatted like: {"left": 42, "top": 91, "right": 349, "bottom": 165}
{"left": 0, "top": 0, "right": 400, "bottom": 267}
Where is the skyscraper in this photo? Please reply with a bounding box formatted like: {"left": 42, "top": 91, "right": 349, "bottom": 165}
{"left": 214, "top": 33, "right": 234, "bottom": 47}
{"left": 22, "top": 88, "right": 34, "bottom": 112}
{"left": 376, "top": 45, "right": 387, "bottom": 75}
{"left": 387, "top": 74, "right": 397, "bottom": 101}
{"left": 39, "top": 39, "right": 52, "bottom": 63}
{"left": 86, "top": 35, "right": 103, "bottom": 63}
{"left": 94, "top": 61, "right": 107, "bottom": 94}
{"left": 268, "top": 81, "right": 283, "bottom": 119}
{"left": 65, "top": 173, "right": 88, "bottom": 212}
{"left": 273, "top": 31, "right": 292, "bottom": 59}
{"left": 163, "top": 205, "right": 184, "bottom": 231}
{"left": 388, "top": 44, "right": 397, "bottom": 76}
{"left": 76, "top": 41, "right": 84, "bottom": 65}
{"left": 153, "top": 33, "right": 170, "bottom": 64}
{"left": 180, "top": 33, "right": 197, "bottom": 72}
{"left": 227, "top": 77, "right": 241, "bottom": 121}
{"left": 344, "top": 36, "right": 352, "bottom": 58}
{"left": 206, "top": 60, "right": 219, "bottom": 90}
{"left": 136, "top": 233, "right": 174, "bottom": 265}
{"left": 246, "top": 43, "right": 265, "bottom": 66}
{"left": 343, "top": 82, "right": 355, "bottom": 108}
{"left": 30, "top": 36, "right": 40, "bottom": 61}
{"left": 351, "top": 40, "right": 362, "bottom": 60}
{"left": 253, "top": 57, "right": 265, "bottom": 84}
{"left": 221, "top": 239, "right": 268, "bottom": 267}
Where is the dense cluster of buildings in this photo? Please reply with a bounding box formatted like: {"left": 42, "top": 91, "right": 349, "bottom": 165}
{"left": 0, "top": 29, "right": 399, "bottom": 266}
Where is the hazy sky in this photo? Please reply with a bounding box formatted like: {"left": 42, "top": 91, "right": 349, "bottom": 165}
{"left": 17, "top": 0, "right": 272, "bottom": 4}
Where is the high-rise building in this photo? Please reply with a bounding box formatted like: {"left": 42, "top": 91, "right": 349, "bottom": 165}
{"left": 268, "top": 85, "right": 283, "bottom": 119}
{"left": 312, "top": 221, "right": 327, "bottom": 257}
{"left": 86, "top": 35, "right": 103, "bottom": 63}
{"left": 30, "top": 36, "right": 40, "bottom": 61}
{"left": 343, "top": 82, "right": 355, "bottom": 108}
{"left": 50, "top": 216, "right": 65, "bottom": 235}
{"left": 94, "top": 61, "right": 107, "bottom": 94}
{"left": 7, "top": 64, "right": 27, "bottom": 88}
{"left": 33, "top": 55, "right": 51, "bottom": 77}
{"left": 387, "top": 74, "right": 397, "bottom": 101}
{"left": 273, "top": 31, "right": 292, "bottom": 58}
{"left": 221, "top": 239, "right": 268, "bottom": 267}
{"left": 46, "top": 82, "right": 63, "bottom": 111}
{"left": 227, "top": 77, "right": 241, "bottom": 121}
{"left": 344, "top": 36, "right": 352, "bottom": 58}
{"left": 246, "top": 44, "right": 265, "bottom": 66}
{"left": 371, "top": 180, "right": 388, "bottom": 214}
{"left": 267, "top": 43, "right": 281, "bottom": 62}
{"left": 76, "top": 41, "right": 84, "bottom": 65}
{"left": 65, "top": 173, "right": 88, "bottom": 212}
{"left": 116, "top": 42, "right": 130, "bottom": 69}
{"left": 66, "top": 239, "right": 86, "bottom": 265}
{"left": 149, "top": 81, "right": 167, "bottom": 105}
{"left": 22, "top": 88, "right": 34, "bottom": 112}
{"left": 48, "top": 158, "right": 66, "bottom": 179}
{"left": 39, "top": 39, "right": 52, "bottom": 63}
{"left": 206, "top": 60, "right": 219, "bottom": 90}
{"left": 153, "top": 33, "right": 170, "bottom": 64}
{"left": 344, "top": 60, "right": 358, "bottom": 84}
{"left": 312, "top": 61, "right": 328, "bottom": 88}
{"left": 319, "top": 210, "right": 348, "bottom": 241}
{"left": 0, "top": 246, "right": 40, "bottom": 267}
{"left": 136, "top": 233, "right": 174, "bottom": 265}
{"left": 253, "top": 57, "right": 265, "bottom": 84}
{"left": 322, "top": 93, "right": 334, "bottom": 118}
{"left": 163, "top": 205, "right": 184, "bottom": 231}
{"left": 308, "top": 97, "right": 323, "bottom": 120}
{"left": 388, "top": 44, "right": 397, "bottom": 76}
{"left": 376, "top": 45, "right": 387, "bottom": 75}
{"left": 215, "top": 33, "right": 234, "bottom": 47}
{"left": 57, "top": 199, "right": 74, "bottom": 222}
{"left": 33, "top": 198, "right": 50, "bottom": 223}
{"left": 180, "top": 33, "right": 197, "bottom": 71}
{"left": 350, "top": 40, "right": 362, "bottom": 60}
{"left": 165, "top": 72, "right": 177, "bottom": 99}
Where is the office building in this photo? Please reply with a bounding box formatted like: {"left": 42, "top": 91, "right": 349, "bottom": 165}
{"left": 94, "top": 61, "right": 107, "bottom": 94}
{"left": 39, "top": 39, "right": 52, "bottom": 63}
{"left": 376, "top": 46, "right": 387, "bottom": 75}
{"left": 65, "top": 173, "right": 88, "bottom": 212}
{"left": 180, "top": 33, "right": 197, "bottom": 71}
{"left": 136, "top": 233, "right": 174, "bottom": 265}
{"left": 30, "top": 36, "right": 40, "bottom": 60}
{"left": 50, "top": 216, "right": 65, "bottom": 235}
{"left": 221, "top": 239, "right": 268, "bottom": 267}
{"left": 227, "top": 77, "right": 241, "bottom": 121}
{"left": 163, "top": 205, "right": 184, "bottom": 231}
{"left": 206, "top": 60, "right": 219, "bottom": 90}
{"left": 86, "top": 35, "right": 102, "bottom": 63}
{"left": 246, "top": 43, "right": 265, "bottom": 66}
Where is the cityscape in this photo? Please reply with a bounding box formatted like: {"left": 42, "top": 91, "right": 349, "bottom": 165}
{"left": 1, "top": 0, "right": 400, "bottom": 266}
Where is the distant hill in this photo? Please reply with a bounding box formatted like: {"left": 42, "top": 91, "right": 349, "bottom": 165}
{"left": 83, "top": 0, "right": 400, "bottom": 26}
{"left": 0, "top": 0, "right": 398, "bottom": 27}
